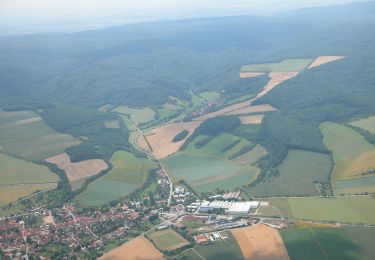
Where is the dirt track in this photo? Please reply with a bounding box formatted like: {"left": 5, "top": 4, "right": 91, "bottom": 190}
{"left": 308, "top": 56, "right": 345, "bottom": 69}
{"left": 46, "top": 153, "right": 108, "bottom": 182}
{"left": 231, "top": 224, "right": 290, "bottom": 260}
{"left": 99, "top": 236, "right": 164, "bottom": 260}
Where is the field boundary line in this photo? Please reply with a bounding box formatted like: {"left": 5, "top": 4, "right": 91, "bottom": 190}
{"left": 309, "top": 228, "right": 329, "bottom": 260}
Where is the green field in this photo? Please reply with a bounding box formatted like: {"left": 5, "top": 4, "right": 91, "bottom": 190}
{"left": 233, "top": 144, "right": 267, "bottom": 165}
{"left": 0, "top": 110, "right": 80, "bottom": 160}
{"left": 287, "top": 196, "right": 375, "bottom": 225}
{"left": 157, "top": 107, "right": 179, "bottom": 121}
{"left": 199, "top": 91, "right": 221, "bottom": 102}
{"left": 248, "top": 150, "right": 332, "bottom": 197}
{"left": 350, "top": 116, "right": 375, "bottom": 134}
{"left": 191, "top": 232, "right": 244, "bottom": 260}
{"left": 280, "top": 227, "right": 362, "bottom": 260}
{"left": 104, "top": 120, "right": 120, "bottom": 128}
{"left": 344, "top": 226, "right": 375, "bottom": 260}
{"left": 0, "top": 153, "right": 58, "bottom": 206}
{"left": 335, "top": 176, "right": 375, "bottom": 194}
{"left": 113, "top": 105, "right": 155, "bottom": 125}
{"left": 321, "top": 122, "right": 375, "bottom": 193}
{"left": 191, "top": 91, "right": 205, "bottom": 107}
{"left": 240, "top": 58, "right": 313, "bottom": 72}
{"left": 258, "top": 198, "right": 293, "bottom": 219}
{"left": 148, "top": 229, "right": 188, "bottom": 251}
{"left": 76, "top": 150, "right": 156, "bottom": 206}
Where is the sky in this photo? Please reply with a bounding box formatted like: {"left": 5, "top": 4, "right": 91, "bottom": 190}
{"left": 0, "top": 0, "right": 369, "bottom": 35}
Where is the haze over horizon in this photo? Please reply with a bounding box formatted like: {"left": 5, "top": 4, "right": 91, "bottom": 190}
{"left": 0, "top": 0, "right": 371, "bottom": 35}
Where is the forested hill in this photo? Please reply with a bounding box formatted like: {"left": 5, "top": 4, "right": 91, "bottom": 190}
{"left": 0, "top": 1, "right": 374, "bottom": 109}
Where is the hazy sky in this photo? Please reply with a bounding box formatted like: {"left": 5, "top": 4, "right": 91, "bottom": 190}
{"left": 0, "top": 0, "right": 369, "bottom": 34}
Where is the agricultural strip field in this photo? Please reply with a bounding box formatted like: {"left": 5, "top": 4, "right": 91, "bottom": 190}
{"left": 240, "top": 59, "right": 313, "bottom": 72}
{"left": 320, "top": 122, "right": 375, "bottom": 193}
{"left": 239, "top": 115, "right": 264, "bottom": 124}
{"left": 280, "top": 226, "right": 362, "bottom": 260}
{"left": 308, "top": 55, "right": 345, "bottom": 69}
{"left": 233, "top": 144, "right": 267, "bottom": 165}
{"left": 183, "top": 231, "right": 244, "bottom": 260}
{"left": 147, "top": 229, "right": 189, "bottom": 251}
{"left": 45, "top": 153, "right": 108, "bottom": 190}
{"left": 231, "top": 224, "right": 290, "bottom": 260}
{"left": 0, "top": 153, "right": 58, "bottom": 206}
{"left": 76, "top": 150, "right": 156, "bottom": 206}
{"left": 344, "top": 226, "right": 375, "bottom": 260}
{"left": 248, "top": 150, "right": 332, "bottom": 197}
{"left": 143, "top": 121, "right": 201, "bottom": 159}
{"left": 286, "top": 196, "right": 375, "bottom": 225}
{"left": 0, "top": 110, "right": 80, "bottom": 161}
{"left": 99, "top": 236, "right": 163, "bottom": 260}
{"left": 162, "top": 133, "right": 259, "bottom": 192}
{"left": 239, "top": 72, "right": 265, "bottom": 78}
{"left": 349, "top": 115, "right": 375, "bottom": 134}
{"left": 113, "top": 105, "right": 155, "bottom": 125}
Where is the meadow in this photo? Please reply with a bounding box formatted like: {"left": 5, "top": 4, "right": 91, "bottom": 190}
{"left": 199, "top": 91, "right": 221, "bottom": 102}
{"left": 0, "top": 110, "right": 80, "bottom": 161}
{"left": 248, "top": 150, "right": 332, "bottom": 197}
{"left": 240, "top": 58, "right": 313, "bottom": 73}
{"left": 76, "top": 150, "right": 156, "bottom": 206}
{"left": 147, "top": 229, "right": 189, "bottom": 251}
{"left": 113, "top": 105, "right": 155, "bottom": 125}
{"left": 0, "top": 153, "right": 58, "bottom": 206}
{"left": 280, "top": 227, "right": 362, "bottom": 260}
{"left": 350, "top": 116, "right": 375, "bottom": 134}
{"left": 320, "top": 122, "right": 375, "bottom": 193}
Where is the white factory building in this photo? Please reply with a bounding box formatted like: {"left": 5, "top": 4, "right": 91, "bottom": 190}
{"left": 199, "top": 200, "right": 259, "bottom": 214}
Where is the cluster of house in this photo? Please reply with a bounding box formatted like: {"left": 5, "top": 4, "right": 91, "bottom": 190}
{"left": 194, "top": 231, "right": 229, "bottom": 244}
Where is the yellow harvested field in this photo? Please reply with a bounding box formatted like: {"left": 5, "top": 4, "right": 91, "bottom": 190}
{"left": 240, "top": 72, "right": 265, "bottom": 78}
{"left": 333, "top": 150, "right": 375, "bottom": 180}
{"left": 256, "top": 72, "right": 299, "bottom": 99}
{"left": 145, "top": 121, "right": 201, "bottom": 159}
{"left": 231, "top": 224, "right": 290, "bottom": 260}
{"left": 99, "top": 236, "right": 163, "bottom": 260}
{"left": 46, "top": 153, "right": 108, "bottom": 182}
{"left": 226, "top": 104, "right": 277, "bottom": 116}
{"left": 239, "top": 115, "right": 264, "bottom": 124}
{"left": 308, "top": 56, "right": 345, "bottom": 69}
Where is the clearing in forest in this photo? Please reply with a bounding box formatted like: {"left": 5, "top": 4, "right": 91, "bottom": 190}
{"left": 0, "top": 110, "right": 80, "bottom": 161}
{"left": 113, "top": 105, "right": 155, "bottom": 125}
{"left": 231, "top": 224, "right": 290, "bottom": 260}
{"left": 239, "top": 115, "right": 264, "bottom": 124}
{"left": 308, "top": 56, "right": 345, "bottom": 69}
{"left": 99, "top": 236, "right": 163, "bottom": 260}
{"left": 240, "top": 58, "right": 313, "bottom": 72}
{"left": 239, "top": 72, "right": 265, "bottom": 78}
{"left": 45, "top": 153, "right": 108, "bottom": 190}
{"left": 144, "top": 121, "right": 201, "bottom": 159}
{"left": 349, "top": 115, "right": 375, "bottom": 134}
{"left": 148, "top": 229, "right": 189, "bottom": 251}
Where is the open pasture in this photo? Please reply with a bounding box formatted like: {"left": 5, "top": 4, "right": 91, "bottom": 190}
{"left": 46, "top": 153, "right": 108, "bottom": 190}
{"left": 144, "top": 121, "right": 201, "bottom": 159}
{"left": 308, "top": 55, "right": 345, "bottom": 69}
{"left": 321, "top": 122, "right": 375, "bottom": 193}
{"left": 104, "top": 120, "right": 120, "bottom": 129}
{"left": 199, "top": 91, "right": 221, "bottom": 102}
{"left": 0, "top": 153, "right": 58, "bottom": 206}
{"left": 148, "top": 229, "right": 189, "bottom": 251}
{"left": 240, "top": 58, "right": 313, "bottom": 72}
{"left": 248, "top": 150, "right": 332, "bottom": 197}
{"left": 0, "top": 110, "right": 80, "bottom": 161}
{"left": 287, "top": 196, "right": 375, "bottom": 225}
{"left": 280, "top": 226, "right": 361, "bottom": 260}
{"left": 76, "top": 150, "right": 155, "bottom": 206}
{"left": 99, "top": 236, "right": 163, "bottom": 260}
{"left": 113, "top": 105, "right": 155, "bottom": 125}
{"left": 193, "top": 231, "right": 244, "bottom": 260}
{"left": 233, "top": 144, "right": 267, "bottom": 165}
{"left": 231, "top": 224, "right": 289, "bottom": 260}
{"left": 350, "top": 115, "right": 375, "bottom": 134}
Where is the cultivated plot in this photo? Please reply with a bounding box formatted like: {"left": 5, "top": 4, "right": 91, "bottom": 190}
{"left": 0, "top": 110, "right": 80, "bottom": 161}
{"left": 113, "top": 105, "right": 155, "bottom": 125}
{"left": 231, "top": 224, "right": 290, "bottom": 260}
{"left": 308, "top": 56, "right": 345, "bottom": 69}
{"left": 349, "top": 115, "right": 375, "bottom": 134}
{"left": 240, "top": 59, "right": 313, "bottom": 73}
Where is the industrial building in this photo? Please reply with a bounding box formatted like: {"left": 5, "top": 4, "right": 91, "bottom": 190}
{"left": 198, "top": 200, "right": 259, "bottom": 214}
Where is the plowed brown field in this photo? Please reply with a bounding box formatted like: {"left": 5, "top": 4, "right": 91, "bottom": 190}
{"left": 308, "top": 56, "right": 345, "bottom": 69}
{"left": 145, "top": 121, "right": 201, "bottom": 159}
{"left": 231, "top": 224, "right": 290, "bottom": 260}
{"left": 99, "top": 236, "right": 163, "bottom": 260}
{"left": 46, "top": 153, "right": 108, "bottom": 182}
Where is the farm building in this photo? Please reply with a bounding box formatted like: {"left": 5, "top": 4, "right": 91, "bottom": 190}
{"left": 199, "top": 200, "right": 259, "bottom": 214}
